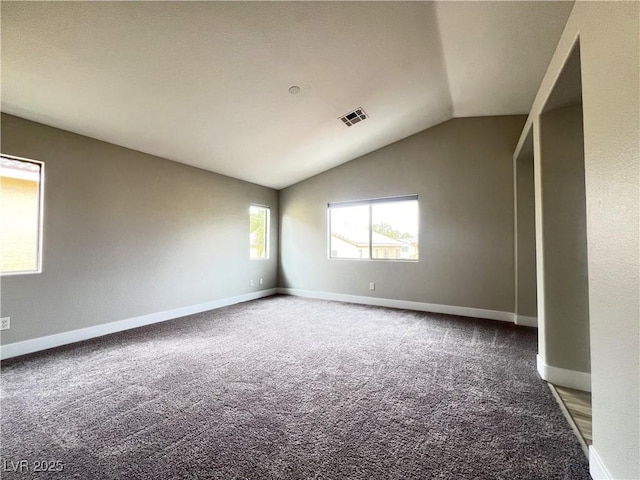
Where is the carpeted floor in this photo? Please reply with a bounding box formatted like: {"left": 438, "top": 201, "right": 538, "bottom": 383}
{"left": 1, "top": 295, "right": 590, "bottom": 479}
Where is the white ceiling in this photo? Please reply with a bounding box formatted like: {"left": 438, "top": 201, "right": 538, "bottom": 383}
{"left": 1, "top": 1, "right": 573, "bottom": 190}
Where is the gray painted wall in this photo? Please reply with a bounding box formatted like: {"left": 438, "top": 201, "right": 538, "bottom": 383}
{"left": 0, "top": 114, "right": 278, "bottom": 345}
{"left": 538, "top": 104, "right": 590, "bottom": 374}
{"left": 515, "top": 151, "right": 537, "bottom": 319}
{"left": 523, "top": 2, "right": 639, "bottom": 475}
{"left": 578, "top": 5, "right": 640, "bottom": 474}
{"left": 280, "top": 116, "right": 525, "bottom": 313}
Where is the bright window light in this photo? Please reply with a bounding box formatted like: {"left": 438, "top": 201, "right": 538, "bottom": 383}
{"left": 329, "top": 195, "right": 418, "bottom": 261}
{"left": 249, "top": 205, "right": 270, "bottom": 259}
{"left": 1, "top": 155, "right": 44, "bottom": 274}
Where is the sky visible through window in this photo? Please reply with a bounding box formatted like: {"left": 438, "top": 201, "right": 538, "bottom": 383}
{"left": 372, "top": 201, "right": 419, "bottom": 238}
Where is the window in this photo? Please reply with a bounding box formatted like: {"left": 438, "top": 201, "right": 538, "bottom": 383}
{"left": 1, "top": 155, "right": 44, "bottom": 274}
{"left": 329, "top": 195, "right": 418, "bottom": 261}
{"left": 249, "top": 205, "right": 269, "bottom": 259}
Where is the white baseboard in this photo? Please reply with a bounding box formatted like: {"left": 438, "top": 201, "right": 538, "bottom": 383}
{"left": 589, "top": 446, "right": 613, "bottom": 480}
{"left": 0, "top": 289, "right": 277, "bottom": 360}
{"left": 277, "top": 288, "right": 515, "bottom": 323}
{"left": 536, "top": 354, "right": 591, "bottom": 392}
{"left": 515, "top": 315, "right": 538, "bottom": 327}
{"left": 0, "top": 288, "right": 530, "bottom": 360}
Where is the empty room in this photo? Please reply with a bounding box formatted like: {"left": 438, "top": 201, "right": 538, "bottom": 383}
{"left": 0, "top": 1, "right": 638, "bottom": 479}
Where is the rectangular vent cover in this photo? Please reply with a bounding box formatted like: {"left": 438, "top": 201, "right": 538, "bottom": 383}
{"left": 339, "top": 107, "right": 368, "bottom": 127}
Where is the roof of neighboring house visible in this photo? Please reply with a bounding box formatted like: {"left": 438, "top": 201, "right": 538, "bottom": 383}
{"left": 332, "top": 230, "right": 409, "bottom": 247}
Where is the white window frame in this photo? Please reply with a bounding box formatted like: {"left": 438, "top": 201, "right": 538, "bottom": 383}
{"left": 327, "top": 194, "right": 418, "bottom": 262}
{"left": 249, "top": 204, "right": 270, "bottom": 260}
{"left": 0, "top": 153, "right": 45, "bottom": 276}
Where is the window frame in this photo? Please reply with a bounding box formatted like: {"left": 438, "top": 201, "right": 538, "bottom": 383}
{"left": 327, "top": 194, "right": 418, "bottom": 262}
{"left": 249, "top": 204, "right": 270, "bottom": 260}
{"left": 0, "top": 153, "right": 45, "bottom": 276}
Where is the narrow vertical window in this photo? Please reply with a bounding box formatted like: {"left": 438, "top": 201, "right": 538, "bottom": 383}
{"left": 249, "top": 205, "right": 270, "bottom": 259}
{"left": 0, "top": 155, "right": 44, "bottom": 274}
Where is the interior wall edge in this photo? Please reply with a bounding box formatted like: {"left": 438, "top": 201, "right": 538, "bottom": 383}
{"left": 514, "top": 315, "right": 538, "bottom": 327}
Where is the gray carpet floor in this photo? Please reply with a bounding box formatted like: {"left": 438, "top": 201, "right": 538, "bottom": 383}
{"left": 1, "top": 295, "right": 590, "bottom": 479}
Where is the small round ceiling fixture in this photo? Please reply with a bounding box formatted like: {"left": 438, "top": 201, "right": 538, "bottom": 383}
{"left": 288, "top": 85, "right": 301, "bottom": 95}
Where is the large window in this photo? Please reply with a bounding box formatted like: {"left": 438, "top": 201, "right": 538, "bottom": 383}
{"left": 329, "top": 195, "right": 418, "bottom": 261}
{"left": 0, "top": 155, "right": 44, "bottom": 274}
{"left": 249, "top": 205, "right": 270, "bottom": 259}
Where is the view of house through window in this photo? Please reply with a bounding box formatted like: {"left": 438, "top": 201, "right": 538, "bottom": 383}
{"left": 329, "top": 195, "right": 418, "bottom": 260}
{"left": 0, "top": 155, "right": 44, "bottom": 274}
{"left": 249, "top": 205, "right": 270, "bottom": 259}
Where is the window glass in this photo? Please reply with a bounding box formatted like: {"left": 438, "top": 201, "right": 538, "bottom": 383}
{"left": 329, "top": 196, "right": 418, "bottom": 261}
{"left": 0, "top": 155, "right": 44, "bottom": 274}
{"left": 329, "top": 204, "right": 370, "bottom": 259}
{"left": 371, "top": 200, "right": 419, "bottom": 260}
{"left": 249, "top": 205, "right": 269, "bottom": 259}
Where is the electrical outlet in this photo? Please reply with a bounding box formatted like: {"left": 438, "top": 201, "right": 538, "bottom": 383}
{"left": 369, "top": 283, "right": 375, "bottom": 290}
{"left": 259, "top": 278, "right": 263, "bottom": 285}
{"left": 0, "top": 317, "right": 10, "bottom": 331}
{"left": 250, "top": 280, "right": 254, "bottom": 287}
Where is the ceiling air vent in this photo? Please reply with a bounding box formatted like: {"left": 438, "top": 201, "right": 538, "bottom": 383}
{"left": 339, "top": 107, "right": 368, "bottom": 127}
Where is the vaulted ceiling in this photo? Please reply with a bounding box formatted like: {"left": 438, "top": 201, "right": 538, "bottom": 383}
{"left": 1, "top": 1, "right": 573, "bottom": 189}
